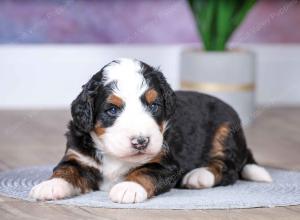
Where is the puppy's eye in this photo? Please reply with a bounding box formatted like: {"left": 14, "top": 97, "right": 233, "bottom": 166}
{"left": 149, "top": 103, "right": 159, "bottom": 113}
{"left": 106, "top": 107, "right": 118, "bottom": 117}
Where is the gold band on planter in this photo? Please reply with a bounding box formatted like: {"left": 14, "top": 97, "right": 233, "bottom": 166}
{"left": 181, "top": 81, "right": 255, "bottom": 93}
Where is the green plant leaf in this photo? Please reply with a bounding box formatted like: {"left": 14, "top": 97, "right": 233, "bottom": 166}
{"left": 231, "top": 0, "right": 256, "bottom": 32}
{"left": 188, "top": 0, "right": 256, "bottom": 51}
{"left": 189, "top": 0, "right": 217, "bottom": 50}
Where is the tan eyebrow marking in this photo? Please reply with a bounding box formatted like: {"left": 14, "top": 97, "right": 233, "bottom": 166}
{"left": 107, "top": 94, "right": 124, "bottom": 107}
{"left": 145, "top": 89, "right": 158, "bottom": 104}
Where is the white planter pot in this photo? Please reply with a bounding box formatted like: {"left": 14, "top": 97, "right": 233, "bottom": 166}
{"left": 180, "top": 49, "right": 255, "bottom": 126}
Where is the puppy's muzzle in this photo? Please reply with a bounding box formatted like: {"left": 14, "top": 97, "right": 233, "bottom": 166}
{"left": 130, "top": 136, "right": 149, "bottom": 151}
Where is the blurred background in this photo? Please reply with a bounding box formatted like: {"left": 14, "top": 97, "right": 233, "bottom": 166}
{"left": 0, "top": 0, "right": 300, "bottom": 170}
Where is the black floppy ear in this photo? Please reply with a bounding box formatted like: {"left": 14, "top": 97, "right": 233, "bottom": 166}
{"left": 156, "top": 71, "right": 176, "bottom": 119}
{"left": 71, "top": 74, "right": 102, "bottom": 132}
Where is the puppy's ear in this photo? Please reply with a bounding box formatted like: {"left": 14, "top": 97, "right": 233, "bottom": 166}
{"left": 71, "top": 74, "right": 102, "bottom": 132}
{"left": 156, "top": 72, "right": 176, "bottom": 119}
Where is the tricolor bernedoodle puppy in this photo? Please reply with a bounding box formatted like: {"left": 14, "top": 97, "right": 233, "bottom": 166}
{"left": 29, "top": 58, "right": 272, "bottom": 203}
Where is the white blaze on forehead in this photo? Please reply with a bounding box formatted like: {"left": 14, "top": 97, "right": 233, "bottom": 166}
{"left": 94, "top": 58, "right": 163, "bottom": 162}
{"left": 103, "top": 58, "right": 148, "bottom": 99}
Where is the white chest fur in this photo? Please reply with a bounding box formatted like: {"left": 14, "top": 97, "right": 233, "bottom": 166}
{"left": 90, "top": 131, "right": 140, "bottom": 191}
{"left": 100, "top": 155, "right": 136, "bottom": 191}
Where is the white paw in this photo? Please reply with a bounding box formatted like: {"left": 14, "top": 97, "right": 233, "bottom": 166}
{"left": 242, "top": 164, "right": 272, "bottom": 182}
{"left": 109, "top": 181, "right": 147, "bottom": 203}
{"left": 29, "top": 178, "right": 81, "bottom": 201}
{"left": 181, "top": 167, "right": 215, "bottom": 189}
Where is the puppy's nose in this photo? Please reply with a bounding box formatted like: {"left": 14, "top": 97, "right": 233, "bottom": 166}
{"left": 131, "top": 136, "right": 149, "bottom": 150}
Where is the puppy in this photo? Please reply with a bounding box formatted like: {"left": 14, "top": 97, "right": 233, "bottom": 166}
{"left": 29, "top": 58, "right": 272, "bottom": 203}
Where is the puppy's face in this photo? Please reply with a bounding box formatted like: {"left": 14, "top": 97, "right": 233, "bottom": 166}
{"left": 71, "top": 59, "right": 175, "bottom": 163}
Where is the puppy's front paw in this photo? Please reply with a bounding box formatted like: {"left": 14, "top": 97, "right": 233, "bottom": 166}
{"left": 29, "top": 178, "right": 80, "bottom": 201}
{"left": 109, "top": 181, "right": 147, "bottom": 203}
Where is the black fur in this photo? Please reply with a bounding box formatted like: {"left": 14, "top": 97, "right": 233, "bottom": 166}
{"left": 71, "top": 72, "right": 103, "bottom": 132}
{"left": 166, "top": 91, "right": 255, "bottom": 186}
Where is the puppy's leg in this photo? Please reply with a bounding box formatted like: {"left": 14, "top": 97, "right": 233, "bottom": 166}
{"left": 181, "top": 123, "right": 237, "bottom": 189}
{"left": 181, "top": 156, "right": 238, "bottom": 189}
{"left": 29, "top": 149, "right": 101, "bottom": 201}
{"left": 109, "top": 162, "right": 180, "bottom": 203}
{"left": 182, "top": 123, "right": 272, "bottom": 189}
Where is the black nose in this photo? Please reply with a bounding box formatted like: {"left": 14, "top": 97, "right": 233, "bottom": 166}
{"left": 131, "top": 136, "right": 149, "bottom": 150}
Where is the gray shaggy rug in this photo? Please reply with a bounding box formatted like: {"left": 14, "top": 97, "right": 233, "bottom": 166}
{"left": 0, "top": 166, "right": 300, "bottom": 209}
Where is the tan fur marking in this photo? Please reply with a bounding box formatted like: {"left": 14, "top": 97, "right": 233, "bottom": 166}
{"left": 159, "top": 123, "right": 163, "bottom": 133}
{"left": 207, "top": 160, "right": 224, "bottom": 184}
{"left": 107, "top": 94, "right": 124, "bottom": 107}
{"left": 94, "top": 122, "right": 106, "bottom": 136}
{"left": 208, "top": 123, "right": 230, "bottom": 184}
{"left": 159, "top": 121, "right": 168, "bottom": 134}
{"left": 145, "top": 89, "right": 158, "bottom": 104}
{"left": 149, "top": 149, "right": 166, "bottom": 164}
{"left": 211, "top": 123, "right": 230, "bottom": 158}
{"left": 51, "top": 165, "right": 90, "bottom": 193}
{"left": 51, "top": 150, "right": 101, "bottom": 193}
{"left": 125, "top": 168, "right": 156, "bottom": 198}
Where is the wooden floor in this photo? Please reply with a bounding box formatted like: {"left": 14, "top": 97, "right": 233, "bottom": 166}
{"left": 0, "top": 107, "right": 300, "bottom": 220}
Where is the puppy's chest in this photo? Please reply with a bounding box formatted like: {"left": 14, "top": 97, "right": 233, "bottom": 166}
{"left": 99, "top": 156, "right": 136, "bottom": 191}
